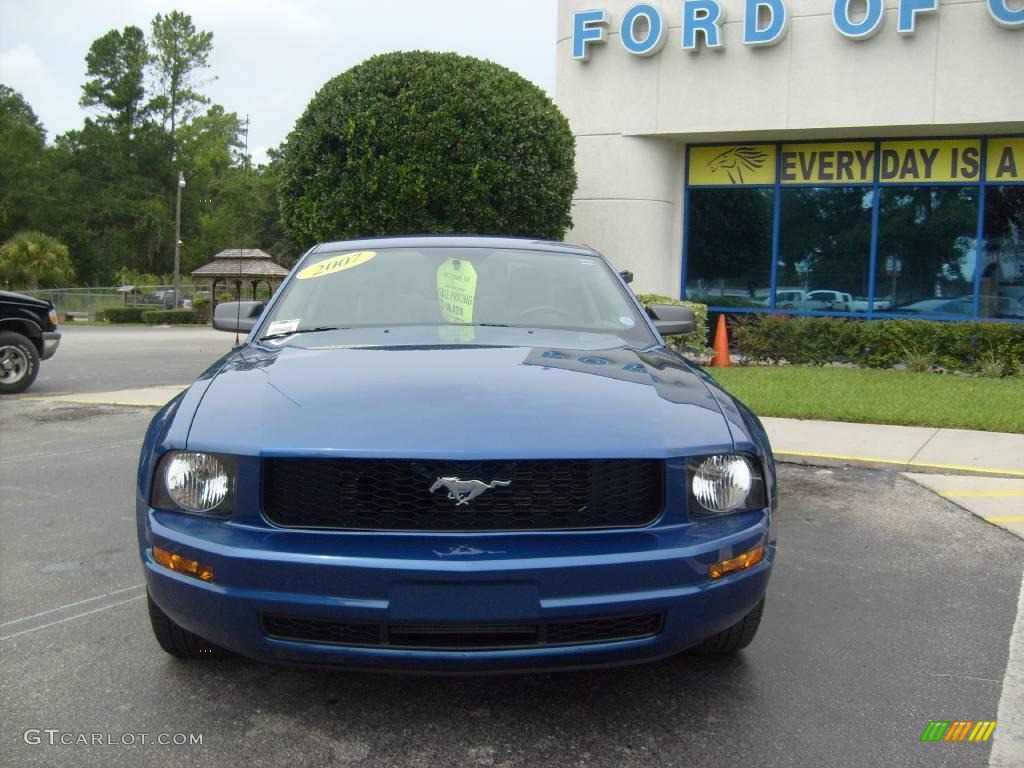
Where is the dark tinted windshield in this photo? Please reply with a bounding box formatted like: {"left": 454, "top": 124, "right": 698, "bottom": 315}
{"left": 262, "top": 246, "right": 653, "bottom": 343}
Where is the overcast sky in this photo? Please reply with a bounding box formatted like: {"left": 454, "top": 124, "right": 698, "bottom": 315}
{"left": 0, "top": 0, "right": 558, "bottom": 164}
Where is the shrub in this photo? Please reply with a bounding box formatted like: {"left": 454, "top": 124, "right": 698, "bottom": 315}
{"left": 141, "top": 309, "right": 197, "bottom": 325}
{"left": 190, "top": 293, "right": 210, "bottom": 322}
{"left": 636, "top": 294, "right": 711, "bottom": 357}
{"left": 279, "top": 51, "right": 576, "bottom": 245}
{"left": 104, "top": 306, "right": 147, "bottom": 323}
{"left": 731, "top": 315, "right": 1024, "bottom": 373}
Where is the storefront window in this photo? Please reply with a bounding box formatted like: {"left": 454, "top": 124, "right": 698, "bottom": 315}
{"left": 981, "top": 186, "right": 1024, "bottom": 320}
{"left": 875, "top": 187, "right": 979, "bottom": 317}
{"left": 684, "top": 138, "right": 1022, "bottom": 322}
{"left": 685, "top": 188, "right": 773, "bottom": 308}
{"left": 777, "top": 187, "right": 874, "bottom": 312}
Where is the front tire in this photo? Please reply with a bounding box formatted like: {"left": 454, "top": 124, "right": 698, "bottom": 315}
{"left": 147, "top": 592, "right": 229, "bottom": 659}
{"left": 688, "top": 597, "right": 765, "bottom": 655}
{"left": 0, "top": 331, "right": 40, "bottom": 394}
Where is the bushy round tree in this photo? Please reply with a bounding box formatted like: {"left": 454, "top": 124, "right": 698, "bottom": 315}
{"left": 278, "top": 51, "right": 576, "bottom": 245}
{"left": 0, "top": 231, "right": 75, "bottom": 289}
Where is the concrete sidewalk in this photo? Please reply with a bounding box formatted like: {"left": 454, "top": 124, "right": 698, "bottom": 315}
{"left": 764, "top": 416, "right": 1024, "bottom": 479}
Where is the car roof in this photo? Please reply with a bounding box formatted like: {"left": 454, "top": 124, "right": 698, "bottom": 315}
{"left": 309, "top": 235, "right": 597, "bottom": 257}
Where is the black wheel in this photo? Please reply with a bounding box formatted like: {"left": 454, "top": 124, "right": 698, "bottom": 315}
{"left": 147, "top": 592, "right": 229, "bottom": 659}
{"left": 0, "top": 331, "right": 40, "bottom": 394}
{"left": 688, "top": 597, "right": 765, "bottom": 655}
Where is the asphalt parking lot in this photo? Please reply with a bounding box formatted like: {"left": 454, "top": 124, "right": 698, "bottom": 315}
{"left": 1, "top": 326, "right": 1022, "bottom": 767}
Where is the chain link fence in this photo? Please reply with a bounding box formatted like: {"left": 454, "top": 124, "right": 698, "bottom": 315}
{"left": 14, "top": 285, "right": 204, "bottom": 320}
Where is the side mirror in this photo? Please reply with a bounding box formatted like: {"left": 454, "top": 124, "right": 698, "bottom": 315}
{"left": 619, "top": 270, "right": 634, "bottom": 284}
{"left": 647, "top": 303, "right": 695, "bottom": 336}
{"left": 213, "top": 301, "right": 265, "bottom": 334}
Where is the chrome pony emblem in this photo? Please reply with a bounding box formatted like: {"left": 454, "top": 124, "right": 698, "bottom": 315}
{"left": 429, "top": 477, "right": 511, "bottom": 506}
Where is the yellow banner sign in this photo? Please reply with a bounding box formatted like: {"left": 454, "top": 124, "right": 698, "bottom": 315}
{"left": 987, "top": 138, "right": 1024, "bottom": 182}
{"left": 780, "top": 142, "right": 875, "bottom": 184}
{"left": 690, "top": 138, "right": 1022, "bottom": 186}
{"left": 878, "top": 140, "right": 982, "bottom": 183}
{"left": 688, "top": 145, "right": 776, "bottom": 186}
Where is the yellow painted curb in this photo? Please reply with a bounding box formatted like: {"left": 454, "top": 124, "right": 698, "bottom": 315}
{"left": 775, "top": 450, "right": 1024, "bottom": 478}
{"left": 940, "top": 490, "right": 1024, "bottom": 498}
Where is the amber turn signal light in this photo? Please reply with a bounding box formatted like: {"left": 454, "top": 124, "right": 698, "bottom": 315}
{"left": 153, "top": 546, "right": 214, "bottom": 581}
{"left": 709, "top": 545, "right": 764, "bottom": 580}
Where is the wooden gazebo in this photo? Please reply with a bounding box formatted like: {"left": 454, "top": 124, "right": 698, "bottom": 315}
{"left": 190, "top": 249, "right": 289, "bottom": 312}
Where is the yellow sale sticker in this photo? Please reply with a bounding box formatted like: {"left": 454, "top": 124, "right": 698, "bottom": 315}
{"left": 296, "top": 250, "right": 376, "bottom": 280}
{"left": 436, "top": 258, "right": 478, "bottom": 324}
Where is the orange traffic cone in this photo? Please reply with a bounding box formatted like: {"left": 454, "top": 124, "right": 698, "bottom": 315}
{"left": 711, "top": 315, "right": 731, "bottom": 367}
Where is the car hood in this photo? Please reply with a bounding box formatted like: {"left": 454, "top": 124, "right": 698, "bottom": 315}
{"left": 0, "top": 289, "right": 51, "bottom": 309}
{"left": 185, "top": 331, "right": 734, "bottom": 458}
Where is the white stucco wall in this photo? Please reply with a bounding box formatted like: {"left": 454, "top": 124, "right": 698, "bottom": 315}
{"left": 555, "top": 0, "right": 1024, "bottom": 296}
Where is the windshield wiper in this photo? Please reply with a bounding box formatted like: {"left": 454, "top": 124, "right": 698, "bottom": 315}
{"left": 260, "top": 326, "right": 346, "bottom": 341}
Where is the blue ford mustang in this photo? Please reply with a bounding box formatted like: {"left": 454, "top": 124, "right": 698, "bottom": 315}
{"left": 137, "top": 236, "right": 776, "bottom": 672}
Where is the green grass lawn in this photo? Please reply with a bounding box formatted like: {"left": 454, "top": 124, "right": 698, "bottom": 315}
{"left": 707, "top": 365, "right": 1024, "bottom": 433}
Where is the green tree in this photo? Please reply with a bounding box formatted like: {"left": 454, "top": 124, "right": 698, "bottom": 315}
{"left": 80, "top": 26, "right": 150, "bottom": 136}
{"left": 0, "top": 231, "right": 75, "bottom": 289}
{"left": 149, "top": 10, "right": 214, "bottom": 151}
{"left": 278, "top": 51, "right": 576, "bottom": 246}
{"left": 0, "top": 85, "right": 49, "bottom": 241}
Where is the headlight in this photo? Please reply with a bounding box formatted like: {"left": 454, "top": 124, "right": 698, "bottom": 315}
{"left": 689, "top": 454, "right": 765, "bottom": 516}
{"left": 153, "top": 451, "right": 235, "bottom": 516}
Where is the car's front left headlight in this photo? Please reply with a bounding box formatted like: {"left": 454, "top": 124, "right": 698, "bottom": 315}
{"left": 688, "top": 453, "right": 766, "bottom": 517}
{"left": 152, "top": 451, "right": 235, "bottom": 516}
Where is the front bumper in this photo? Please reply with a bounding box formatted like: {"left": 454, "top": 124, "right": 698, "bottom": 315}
{"left": 41, "top": 331, "right": 61, "bottom": 360}
{"left": 140, "top": 506, "right": 774, "bottom": 672}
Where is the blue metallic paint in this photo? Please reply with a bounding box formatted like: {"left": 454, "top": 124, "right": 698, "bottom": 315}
{"left": 137, "top": 237, "right": 776, "bottom": 672}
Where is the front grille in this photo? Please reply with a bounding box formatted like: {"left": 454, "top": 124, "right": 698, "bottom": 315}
{"left": 260, "top": 612, "right": 664, "bottom": 650}
{"left": 261, "top": 458, "right": 663, "bottom": 531}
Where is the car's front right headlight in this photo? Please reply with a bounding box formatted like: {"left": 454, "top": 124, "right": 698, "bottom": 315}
{"left": 688, "top": 454, "right": 766, "bottom": 517}
{"left": 152, "top": 451, "right": 235, "bottom": 517}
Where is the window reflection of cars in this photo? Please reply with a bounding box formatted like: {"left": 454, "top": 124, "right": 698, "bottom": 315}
{"left": 849, "top": 297, "right": 891, "bottom": 312}
{"left": 803, "top": 290, "right": 852, "bottom": 312}
{"left": 884, "top": 296, "right": 1024, "bottom": 319}
{"left": 882, "top": 298, "right": 972, "bottom": 317}
{"left": 774, "top": 289, "right": 807, "bottom": 309}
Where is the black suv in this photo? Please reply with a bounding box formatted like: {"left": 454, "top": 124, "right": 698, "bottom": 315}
{"left": 0, "top": 290, "right": 61, "bottom": 394}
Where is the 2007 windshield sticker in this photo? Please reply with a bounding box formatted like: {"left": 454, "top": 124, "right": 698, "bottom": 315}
{"left": 437, "top": 259, "right": 478, "bottom": 324}
{"left": 296, "top": 250, "right": 376, "bottom": 280}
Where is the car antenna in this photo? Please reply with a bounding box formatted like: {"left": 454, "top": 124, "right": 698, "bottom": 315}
{"left": 234, "top": 114, "right": 250, "bottom": 347}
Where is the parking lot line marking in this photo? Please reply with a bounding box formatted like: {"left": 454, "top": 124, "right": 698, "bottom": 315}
{"left": 0, "top": 595, "right": 144, "bottom": 642}
{"left": 0, "top": 584, "right": 144, "bottom": 629}
{"left": 941, "top": 491, "right": 1024, "bottom": 498}
{"left": 0, "top": 440, "right": 140, "bottom": 465}
{"left": 20, "top": 397, "right": 162, "bottom": 408}
{"left": 985, "top": 517, "right": 1024, "bottom": 524}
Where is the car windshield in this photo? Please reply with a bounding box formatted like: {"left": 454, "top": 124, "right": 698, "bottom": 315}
{"left": 261, "top": 246, "right": 654, "bottom": 343}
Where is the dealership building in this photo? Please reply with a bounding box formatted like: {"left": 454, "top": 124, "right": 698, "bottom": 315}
{"left": 555, "top": 0, "right": 1024, "bottom": 321}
